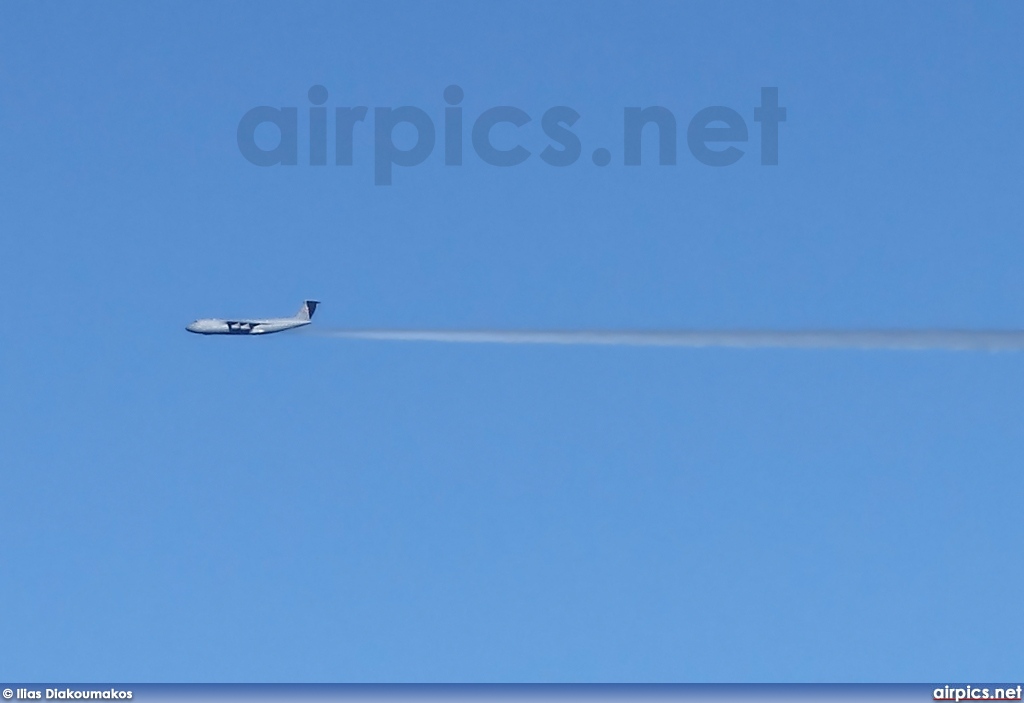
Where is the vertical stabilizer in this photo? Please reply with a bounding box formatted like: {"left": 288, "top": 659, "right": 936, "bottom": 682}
{"left": 295, "top": 300, "right": 319, "bottom": 321}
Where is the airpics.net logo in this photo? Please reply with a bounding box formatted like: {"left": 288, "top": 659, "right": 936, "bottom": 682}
{"left": 934, "top": 686, "right": 1023, "bottom": 701}
{"left": 236, "top": 85, "right": 786, "bottom": 185}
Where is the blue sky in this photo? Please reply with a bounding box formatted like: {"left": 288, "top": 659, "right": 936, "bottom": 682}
{"left": 2, "top": 0, "right": 1023, "bottom": 682}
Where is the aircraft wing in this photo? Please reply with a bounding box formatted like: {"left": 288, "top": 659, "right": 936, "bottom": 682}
{"left": 225, "top": 320, "right": 262, "bottom": 333}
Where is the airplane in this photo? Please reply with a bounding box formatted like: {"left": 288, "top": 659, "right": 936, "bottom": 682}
{"left": 186, "top": 300, "right": 319, "bottom": 335}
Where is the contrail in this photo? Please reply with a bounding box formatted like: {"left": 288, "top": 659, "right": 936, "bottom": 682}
{"left": 309, "top": 328, "right": 1024, "bottom": 351}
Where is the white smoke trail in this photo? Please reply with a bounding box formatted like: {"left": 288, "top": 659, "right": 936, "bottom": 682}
{"left": 309, "top": 329, "right": 1024, "bottom": 351}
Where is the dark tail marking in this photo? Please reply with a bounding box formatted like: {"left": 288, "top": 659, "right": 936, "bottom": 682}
{"left": 297, "top": 300, "right": 319, "bottom": 321}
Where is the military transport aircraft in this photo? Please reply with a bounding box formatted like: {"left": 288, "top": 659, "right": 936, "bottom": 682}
{"left": 186, "top": 300, "right": 319, "bottom": 335}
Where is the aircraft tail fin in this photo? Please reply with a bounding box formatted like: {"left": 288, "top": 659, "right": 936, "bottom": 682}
{"left": 295, "top": 300, "right": 319, "bottom": 321}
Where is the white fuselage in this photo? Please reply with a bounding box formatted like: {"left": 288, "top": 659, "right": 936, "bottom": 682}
{"left": 186, "top": 317, "right": 311, "bottom": 335}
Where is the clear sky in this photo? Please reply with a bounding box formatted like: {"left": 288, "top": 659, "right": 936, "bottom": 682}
{"left": 2, "top": 0, "right": 1023, "bottom": 683}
